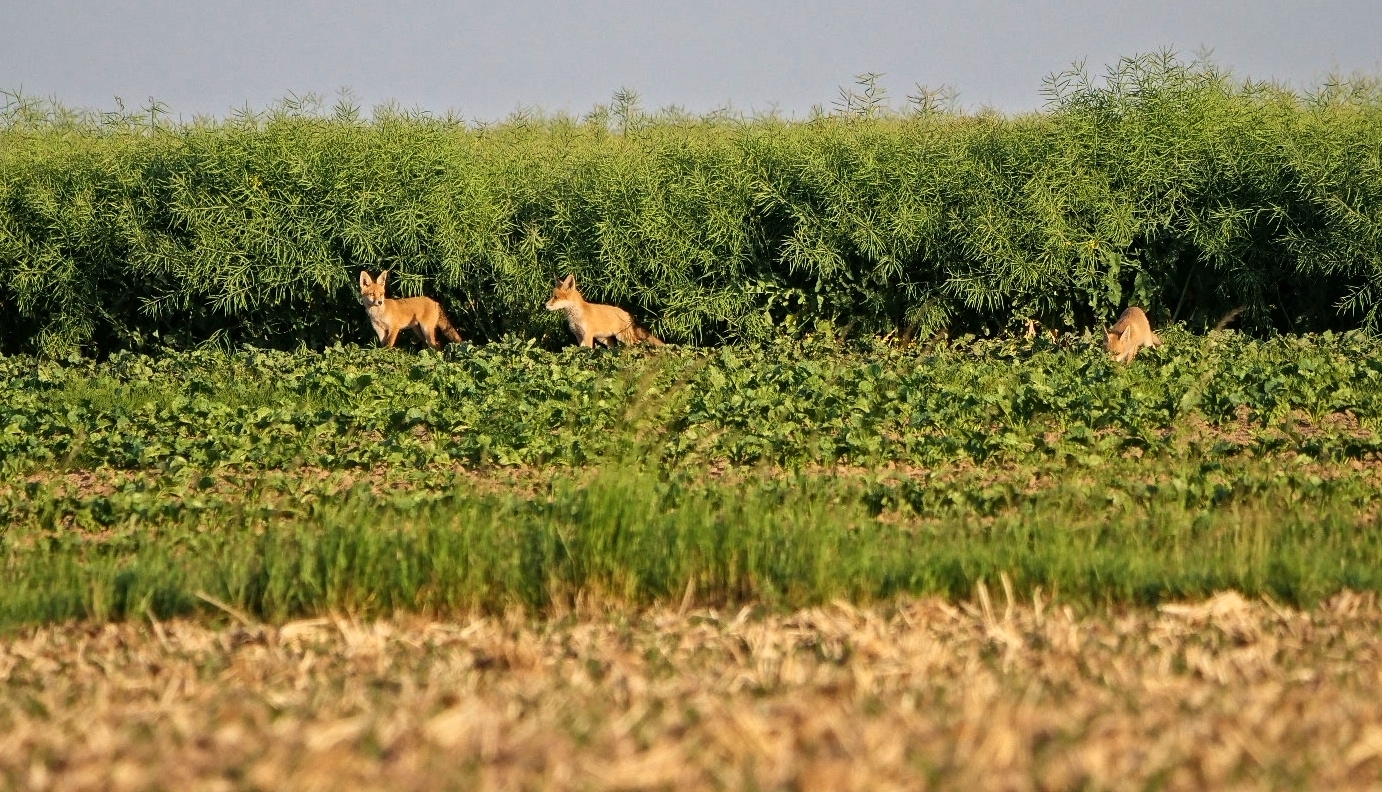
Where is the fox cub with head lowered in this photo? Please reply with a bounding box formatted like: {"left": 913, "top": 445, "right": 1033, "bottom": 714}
{"left": 1104, "top": 306, "right": 1161, "bottom": 363}
{"left": 545, "top": 274, "right": 664, "bottom": 348}
{"left": 358, "top": 270, "right": 462, "bottom": 350}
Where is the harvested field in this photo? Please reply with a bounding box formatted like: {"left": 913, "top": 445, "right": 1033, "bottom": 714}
{"left": 5, "top": 592, "right": 1382, "bottom": 791}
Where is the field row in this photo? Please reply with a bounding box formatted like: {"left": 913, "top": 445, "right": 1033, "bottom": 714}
{"left": 5, "top": 593, "right": 1382, "bottom": 790}
{"left": 6, "top": 453, "right": 1382, "bottom": 624}
{"left": 5, "top": 330, "right": 1381, "bottom": 476}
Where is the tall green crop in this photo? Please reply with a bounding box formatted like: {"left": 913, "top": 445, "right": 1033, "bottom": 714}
{"left": 3, "top": 53, "right": 1382, "bottom": 356}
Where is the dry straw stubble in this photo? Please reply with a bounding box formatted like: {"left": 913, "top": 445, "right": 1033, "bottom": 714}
{"left": 4, "top": 592, "right": 1382, "bottom": 790}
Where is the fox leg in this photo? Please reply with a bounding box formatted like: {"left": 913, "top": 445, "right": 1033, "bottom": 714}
{"left": 384, "top": 328, "right": 401, "bottom": 348}
{"left": 417, "top": 323, "right": 440, "bottom": 349}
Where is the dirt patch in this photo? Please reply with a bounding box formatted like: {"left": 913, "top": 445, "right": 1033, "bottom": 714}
{"left": 13, "top": 463, "right": 565, "bottom": 503}
{"left": 1170, "top": 407, "right": 1378, "bottom": 452}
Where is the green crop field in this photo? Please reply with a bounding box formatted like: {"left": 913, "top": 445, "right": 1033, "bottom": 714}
{"left": 1, "top": 48, "right": 1381, "bottom": 624}
{"left": 5, "top": 329, "right": 1382, "bottom": 625}
{"left": 9, "top": 53, "right": 1382, "bottom": 790}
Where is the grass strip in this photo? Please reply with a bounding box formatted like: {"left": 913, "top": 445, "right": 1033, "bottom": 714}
{"left": 4, "top": 461, "right": 1381, "bottom": 626}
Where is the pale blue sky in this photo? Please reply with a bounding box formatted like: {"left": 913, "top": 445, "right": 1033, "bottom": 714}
{"left": 2, "top": 0, "right": 1379, "bottom": 120}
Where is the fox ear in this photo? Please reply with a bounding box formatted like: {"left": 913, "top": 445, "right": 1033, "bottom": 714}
{"left": 378, "top": 270, "right": 389, "bottom": 286}
{"left": 359, "top": 271, "right": 372, "bottom": 288}
{"left": 562, "top": 274, "right": 576, "bottom": 289}
{"left": 1120, "top": 326, "right": 1133, "bottom": 343}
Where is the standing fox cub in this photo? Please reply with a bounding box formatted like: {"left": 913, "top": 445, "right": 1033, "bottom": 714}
{"left": 1104, "top": 306, "right": 1161, "bottom": 362}
{"left": 545, "top": 274, "right": 664, "bottom": 348}
{"left": 358, "top": 270, "right": 462, "bottom": 350}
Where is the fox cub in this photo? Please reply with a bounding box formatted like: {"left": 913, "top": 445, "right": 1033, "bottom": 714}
{"left": 545, "top": 274, "right": 664, "bottom": 348}
{"left": 1104, "top": 306, "right": 1161, "bottom": 363}
{"left": 358, "top": 270, "right": 462, "bottom": 350}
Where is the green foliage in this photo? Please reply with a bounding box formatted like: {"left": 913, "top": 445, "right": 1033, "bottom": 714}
{"left": 5, "top": 332, "right": 1382, "bottom": 624}
{"left": 3, "top": 330, "right": 1381, "bottom": 477}
{"left": 3, "top": 53, "right": 1382, "bottom": 355}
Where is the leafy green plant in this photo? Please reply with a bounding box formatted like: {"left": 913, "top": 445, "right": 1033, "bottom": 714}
{"left": 3, "top": 53, "right": 1381, "bottom": 356}
{"left": 5, "top": 332, "right": 1382, "bottom": 624}
{"left": 4, "top": 331, "right": 1382, "bottom": 477}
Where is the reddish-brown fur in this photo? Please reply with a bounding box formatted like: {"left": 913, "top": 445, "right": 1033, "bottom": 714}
{"left": 544, "top": 274, "right": 664, "bottom": 349}
{"left": 1104, "top": 306, "right": 1161, "bottom": 363}
{"left": 358, "top": 270, "right": 462, "bottom": 350}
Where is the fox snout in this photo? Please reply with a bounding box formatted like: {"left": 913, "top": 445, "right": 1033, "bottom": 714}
{"left": 546, "top": 275, "right": 578, "bottom": 311}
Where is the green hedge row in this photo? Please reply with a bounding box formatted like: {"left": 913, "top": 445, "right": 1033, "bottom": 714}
{"left": 3, "top": 53, "right": 1381, "bottom": 355}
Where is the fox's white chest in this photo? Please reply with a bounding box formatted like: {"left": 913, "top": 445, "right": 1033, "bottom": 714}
{"left": 365, "top": 302, "right": 405, "bottom": 339}
{"left": 562, "top": 305, "right": 588, "bottom": 337}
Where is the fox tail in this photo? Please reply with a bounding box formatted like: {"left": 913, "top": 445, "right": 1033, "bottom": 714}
{"left": 1212, "top": 306, "right": 1244, "bottom": 332}
{"left": 437, "top": 311, "right": 463, "bottom": 344}
{"left": 635, "top": 326, "right": 665, "bottom": 347}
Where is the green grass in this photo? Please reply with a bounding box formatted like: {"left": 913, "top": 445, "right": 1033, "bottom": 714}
{"left": 4, "top": 458, "right": 1381, "bottom": 627}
